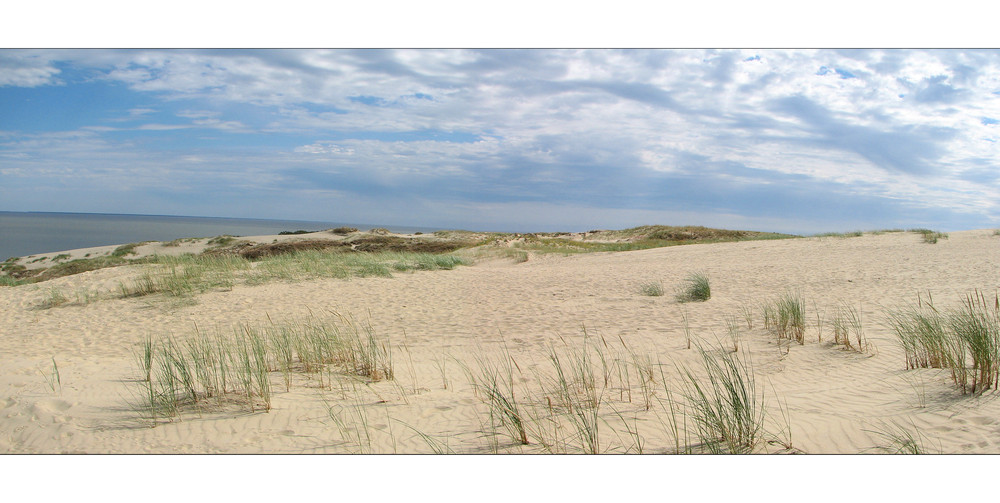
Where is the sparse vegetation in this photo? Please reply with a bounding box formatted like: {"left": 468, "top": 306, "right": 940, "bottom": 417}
{"left": 40, "top": 357, "right": 61, "bottom": 394}
{"left": 680, "top": 344, "right": 766, "bottom": 454}
{"left": 639, "top": 280, "right": 664, "bottom": 297}
{"left": 763, "top": 293, "right": 806, "bottom": 344}
{"left": 112, "top": 242, "right": 150, "bottom": 257}
{"left": 866, "top": 420, "right": 935, "bottom": 454}
{"left": 466, "top": 342, "right": 530, "bottom": 447}
{"left": 910, "top": 228, "right": 948, "bottom": 244}
{"left": 329, "top": 227, "right": 359, "bottom": 235}
{"left": 816, "top": 231, "right": 863, "bottom": 238}
{"left": 129, "top": 312, "right": 394, "bottom": 424}
{"left": 676, "top": 272, "right": 711, "bottom": 303}
{"left": 887, "top": 290, "right": 1000, "bottom": 394}
{"left": 831, "top": 303, "right": 872, "bottom": 353}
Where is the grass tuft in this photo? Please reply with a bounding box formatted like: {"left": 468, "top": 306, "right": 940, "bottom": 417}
{"left": 888, "top": 290, "right": 1000, "bottom": 394}
{"left": 676, "top": 272, "right": 711, "bottom": 303}
{"left": 763, "top": 293, "right": 806, "bottom": 344}
{"left": 679, "top": 344, "right": 766, "bottom": 454}
{"left": 639, "top": 280, "right": 664, "bottom": 297}
{"left": 909, "top": 228, "right": 949, "bottom": 244}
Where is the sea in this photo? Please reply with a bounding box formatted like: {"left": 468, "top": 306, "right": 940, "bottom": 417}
{"left": 0, "top": 211, "right": 441, "bottom": 260}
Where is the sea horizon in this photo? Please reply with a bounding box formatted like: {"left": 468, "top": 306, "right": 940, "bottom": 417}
{"left": 0, "top": 211, "right": 443, "bottom": 259}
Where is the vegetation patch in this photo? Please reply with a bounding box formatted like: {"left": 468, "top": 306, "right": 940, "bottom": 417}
{"left": 639, "top": 280, "right": 665, "bottom": 297}
{"left": 128, "top": 312, "right": 394, "bottom": 424}
{"left": 220, "top": 240, "right": 352, "bottom": 260}
{"left": 762, "top": 293, "right": 806, "bottom": 344}
{"left": 909, "top": 228, "right": 949, "bottom": 244}
{"left": 329, "top": 227, "right": 359, "bottom": 235}
{"left": 887, "top": 290, "right": 1000, "bottom": 394}
{"left": 680, "top": 345, "right": 766, "bottom": 454}
{"left": 676, "top": 272, "right": 711, "bottom": 303}
{"left": 815, "top": 231, "right": 864, "bottom": 238}
{"left": 112, "top": 242, "right": 151, "bottom": 257}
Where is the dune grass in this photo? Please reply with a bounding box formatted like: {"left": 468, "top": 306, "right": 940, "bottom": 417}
{"left": 763, "top": 293, "right": 806, "bottom": 344}
{"left": 887, "top": 290, "right": 1000, "bottom": 394}
{"left": 909, "top": 228, "right": 948, "bottom": 244}
{"left": 40, "top": 357, "right": 61, "bottom": 394}
{"left": 467, "top": 341, "right": 530, "bottom": 447}
{"left": 542, "top": 335, "right": 610, "bottom": 454}
{"left": 831, "top": 303, "right": 872, "bottom": 353}
{"left": 815, "top": 231, "right": 864, "bottom": 238}
{"left": 129, "top": 311, "right": 394, "bottom": 423}
{"left": 679, "top": 344, "right": 766, "bottom": 454}
{"left": 866, "top": 420, "right": 935, "bottom": 454}
{"left": 114, "top": 251, "right": 468, "bottom": 301}
{"left": 676, "top": 272, "right": 711, "bottom": 303}
{"left": 639, "top": 280, "right": 665, "bottom": 297}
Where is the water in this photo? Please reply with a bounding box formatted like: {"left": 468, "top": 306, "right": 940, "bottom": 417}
{"left": 0, "top": 212, "right": 441, "bottom": 259}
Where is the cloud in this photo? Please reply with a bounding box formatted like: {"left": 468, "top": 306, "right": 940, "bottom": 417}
{"left": 0, "top": 51, "right": 61, "bottom": 87}
{"left": 913, "top": 75, "right": 967, "bottom": 104}
{"left": 3, "top": 49, "right": 1000, "bottom": 232}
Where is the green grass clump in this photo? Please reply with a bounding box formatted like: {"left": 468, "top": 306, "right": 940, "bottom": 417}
{"left": 115, "top": 251, "right": 467, "bottom": 301}
{"left": 206, "top": 235, "right": 238, "bottom": 246}
{"left": 886, "top": 294, "right": 952, "bottom": 370}
{"left": 949, "top": 291, "right": 1000, "bottom": 393}
{"left": 467, "top": 343, "right": 530, "bottom": 448}
{"left": 676, "top": 272, "right": 711, "bottom": 303}
{"left": 866, "top": 420, "right": 935, "bottom": 454}
{"left": 111, "top": 242, "right": 150, "bottom": 257}
{"left": 887, "top": 291, "right": 1000, "bottom": 394}
{"left": 909, "top": 229, "right": 948, "bottom": 244}
{"left": 815, "top": 231, "right": 863, "bottom": 238}
{"left": 0, "top": 276, "right": 21, "bottom": 287}
{"left": 763, "top": 293, "right": 806, "bottom": 344}
{"left": 542, "top": 336, "right": 610, "bottom": 454}
{"left": 680, "top": 345, "right": 766, "bottom": 454}
{"left": 831, "top": 303, "right": 872, "bottom": 353}
{"left": 639, "top": 280, "right": 664, "bottom": 297}
{"left": 129, "top": 312, "right": 395, "bottom": 424}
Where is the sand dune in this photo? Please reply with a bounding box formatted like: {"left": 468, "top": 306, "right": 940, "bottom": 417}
{"left": 2, "top": 229, "right": 999, "bottom": 454}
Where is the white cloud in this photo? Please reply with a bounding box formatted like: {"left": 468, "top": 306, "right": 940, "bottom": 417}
{"left": 0, "top": 51, "right": 61, "bottom": 87}
{"left": 4, "top": 49, "right": 1000, "bottom": 231}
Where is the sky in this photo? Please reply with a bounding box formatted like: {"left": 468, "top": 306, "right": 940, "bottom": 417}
{"left": 2, "top": 48, "right": 999, "bottom": 234}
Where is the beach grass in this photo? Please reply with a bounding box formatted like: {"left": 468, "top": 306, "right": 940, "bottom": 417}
{"left": 831, "top": 303, "right": 871, "bottom": 353}
{"left": 909, "top": 228, "right": 948, "bottom": 244}
{"left": 128, "top": 311, "right": 395, "bottom": 423}
{"left": 887, "top": 290, "right": 1000, "bottom": 394}
{"left": 680, "top": 344, "right": 766, "bottom": 454}
{"left": 639, "top": 280, "right": 665, "bottom": 297}
{"left": 866, "top": 420, "right": 935, "bottom": 454}
{"left": 676, "top": 272, "right": 711, "bottom": 303}
{"left": 761, "top": 293, "right": 806, "bottom": 344}
{"left": 114, "top": 251, "right": 468, "bottom": 301}
{"left": 468, "top": 342, "right": 530, "bottom": 447}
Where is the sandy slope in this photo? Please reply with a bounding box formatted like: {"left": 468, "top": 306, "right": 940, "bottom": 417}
{"left": 2, "top": 230, "right": 998, "bottom": 454}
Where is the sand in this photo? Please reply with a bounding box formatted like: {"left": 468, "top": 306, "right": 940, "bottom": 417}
{"left": 2, "top": 229, "right": 999, "bottom": 454}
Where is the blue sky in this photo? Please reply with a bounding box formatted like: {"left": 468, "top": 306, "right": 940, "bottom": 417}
{"left": 2, "top": 49, "right": 999, "bottom": 234}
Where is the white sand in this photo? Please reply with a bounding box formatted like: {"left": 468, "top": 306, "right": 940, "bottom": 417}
{"left": 2, "top": 229, "right": 999, "bottom": 454}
